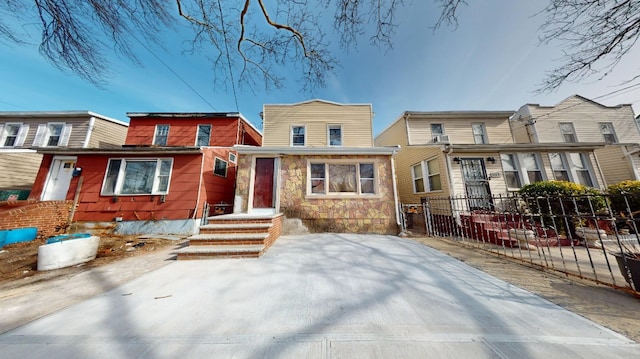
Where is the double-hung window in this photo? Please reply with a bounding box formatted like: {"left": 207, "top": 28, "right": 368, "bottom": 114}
{"left": 500, "top": 153, "right": 544, "bottom": 190}
{"left": 154, "top": 125, "right": 170, "bottom": 146}
{"left": 521, "top": 153, "right": 543, "bottom": 183}
{"left": 292, "top": 125, "right": 305, "bottom": 146}
{"left": 471, "top": 122, "right": 488, "bottom": 144}
{"left": 33, "top": 122, "right": 71, "bottom": 147}
{"left": 500, "top": 154, "right": 522, "bottom": 189}
{"left": 559, "top": 122, "right": 577, "bottom": 143}
{"left": 431, "top": 123, "right": 444, "bottom": 142}
{"left": 599, "top": 122, "right": 618, "bottom": 143}
{"left": 102, "top": 158, "right": 173, "bottom": 195}
{"left": 308, "top": 160, "right": 377, "bottom": 195}
{"left": 0, "top": 123, "right": 28, "bottom": 147}
{"left": 548, "top": 152, "right": 596, "bottom": 187}
{"left": 411, "top": 158, "right": 441, "bottom": 193}
{"left": 328, "top": 124, "right": 342, "bottom": 146}
{"left": 549, "top": 153, "right": 570, "bottom": 182}
{"left": 569, "top": 153, "right": 594, "bottom": 187}
{"left": 196, "top": 124, "right": 211, "bottom": 146}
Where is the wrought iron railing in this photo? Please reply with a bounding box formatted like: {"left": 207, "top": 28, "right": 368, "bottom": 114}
{"left": 401, "top": 193, "right": 640, "bottom": 293}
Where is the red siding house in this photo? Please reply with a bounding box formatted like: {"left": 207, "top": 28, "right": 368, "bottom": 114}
{"left": 29, "top": 113, "right": 262, "bottom": 235}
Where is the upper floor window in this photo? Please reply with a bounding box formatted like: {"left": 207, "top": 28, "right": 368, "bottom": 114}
{"left": 33, "top": 123, "right": 72, "bottom": 147}
{"left": 599, "top": 122, "right": 618, "bottom": 143}
{"left": 0, "top": 123, "right": 28, "bottom": 147}
{"left": 291, "top": 125, "right": 305, "bottom": 146}
{"left": 154, "top": 124, "right": 170, "bottom": 146}
{"left": 411, "top": 158, "right": 442, "bottom": 193}
{"left": 328, "top": 124, "right": 342, "bottom": 146}
{"left": 308, "top": 160, "right": 377, "bottom": 195}
{"left": 196, "top": 124, "right": 211, "bottom": 146}
{"left": 471, "top": 122, "right": 488, "bottom": 144}
{"left": 559, "top": 122, "right": 577, "bottom": 143}
{"left": 431, "top": 123, "right": 444, "bottom": 141}
{"left": 102, "top": 158, "right": 173, "bottom": 195}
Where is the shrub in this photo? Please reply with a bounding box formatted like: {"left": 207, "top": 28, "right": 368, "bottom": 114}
{"left": 519, "top": 180, "right": 605, "bottom": 214}
{"left": 607, "top": 180, "right": 640, "bottom": 216}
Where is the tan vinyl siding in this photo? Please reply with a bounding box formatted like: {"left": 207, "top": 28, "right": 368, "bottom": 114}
{"left": 447, "top": 152, "right": 508, "bottom": 196}
{"left": 263, "top": 101, "right": 373, "bottom": 147}
{"left": 0, "top": 152, "right": 43, "bottom": 190}
{"left": 594, "top": 147, "right": 635, "bottom": 186}
{"left": 406, "top": 115, "right": 514, "bottom": 145}
{"left": 521, "top": 96, "right": 639, "bottom": 144}
{"left": 393, "top": 146, "right": 448, "bottom": 203}
{"left": 88, "top": 117, "right": 128, "bottom": 148}
{"left": 374, "top": 116, "right": 408, "bottom": 147}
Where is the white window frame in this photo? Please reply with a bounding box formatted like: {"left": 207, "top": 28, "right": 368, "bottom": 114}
{"left": 549, "top": 152, "right": 570, "bottom": 182}
{"left": 196, "top": 124, "right": 212, "bottom": 146}
{"left": 0, "top": 123, "right": 29, "bottom": 147}
{"left": 548, "top": 152, "right": 597, "bottom": 187}
{"left": 471, "top": 122, "right": 488, "bottom": 144}
{"left": 229, "top": 152, "right": 237, "bottom": 164}
{"left": 213, "top": 157, "right": 228, "bottom": 177}
{"left": 500, "top": 154, "right": 522, "bottom": 190}
{"left": 411, "top": 157, "right": 442, "bottom": 193}
{"left": 291, "top": 125, "right": 306, "bottom": 146}
{"left": 327, "top": 124, "right": 343, "bottom": 146}
{"left": 153, "top": 124, "right": 170, "bottom": 146}
{"left": 33, "top": 122, "right": 72, "bottom": 147}
{"left": 599, "top": 122, "right": 618, "bottom": 143}
{"left": 559, "top": 122, "right": 577, "bottom": 143}
{"left": 431, "top": 123, "right": 445, "bottom": 141}
{"left": 500, "top": 153, "right": 545, "bottom": 190}
{"left": 306, "top": 159, "right": 379, "bottom": 198}
{"left": 101, "top": 158, "right": 173, "bottom": 196}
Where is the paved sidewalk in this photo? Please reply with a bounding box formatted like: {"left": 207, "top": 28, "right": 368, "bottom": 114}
{"left": 1, "top": 234, "right": 639, "bottom": 358}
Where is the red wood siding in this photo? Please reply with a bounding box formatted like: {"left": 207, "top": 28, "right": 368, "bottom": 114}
{"left": 125, "top": 116, "right": 256, "bottom": 147}
{"left": 201, "top": 147, "right": 237, "bottom": 209}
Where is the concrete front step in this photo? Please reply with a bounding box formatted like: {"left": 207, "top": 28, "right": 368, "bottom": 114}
{"left": 199, "top": 223, "right": 272, "bottom": 234}
{"left": 176, "top": 244, "right": 264, "bottom": 260}
{"left": 187, "top": 233, "right": 269, "bottom": 246}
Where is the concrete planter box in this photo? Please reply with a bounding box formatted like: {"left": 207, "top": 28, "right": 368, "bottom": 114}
{"left": 509, "top": 228, "right": 535, "bottom": 241}
{"left": 37, "top": 235, "right": 100, "bottom": 271}
{"left": 575, "top": 227, "right": 607, "bottom": 241}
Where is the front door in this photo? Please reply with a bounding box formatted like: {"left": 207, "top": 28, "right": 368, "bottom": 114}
{"left": 42, "top": 157, "right": 76, "bottom": 201}
{"left": 252, "top": 158, "right": 275, "bottom": 212}
{"left": 460, "top": 158, "right": 493, "bottom": 210}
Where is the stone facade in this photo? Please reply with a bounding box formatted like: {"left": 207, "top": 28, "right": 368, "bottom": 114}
{"left": 235, "top": 154, "right": 398, "bottom": 234}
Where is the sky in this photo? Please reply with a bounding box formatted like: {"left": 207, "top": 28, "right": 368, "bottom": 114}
{"left": 1, "top": 1, "right": 640, "bottom": 136}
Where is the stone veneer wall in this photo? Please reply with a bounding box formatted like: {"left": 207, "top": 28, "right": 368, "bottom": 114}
{"left": 280, "top": 155, "right": 398, "bottom": 234}
{"left": 234, "top": 155, "right": 252, "bottom": 212}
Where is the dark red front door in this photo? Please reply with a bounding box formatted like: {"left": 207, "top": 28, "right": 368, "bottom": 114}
{"left": 253, "top": 158, "right": 275, "bottom": 208}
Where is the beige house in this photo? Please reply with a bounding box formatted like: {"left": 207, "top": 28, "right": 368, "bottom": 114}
{"left": 0, "top": 111, "right": 128, "bottom": 200}
{"left": 511, "top": 95, "right": 640, "bottom": 186}
{"left": 375, "top": 109, "right": 607, "bottom": 209}
{"left": 234, "top": 99, "right": 400, "bottom": 234}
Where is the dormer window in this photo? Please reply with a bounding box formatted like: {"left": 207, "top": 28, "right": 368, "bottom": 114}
{"left": 1, "top": 123, "right": 28, "bottom": 147}
{"left": 328, "top": 124, "right": 342, "bottom": 146}
{"left": 559, "top": 122, "right": 577, "bottom": 143}
{"left": 154, "top": 124, "right": 170, "bottom": 146}
{"left": 291, "top": 125, "right": 305, "bottom": 146}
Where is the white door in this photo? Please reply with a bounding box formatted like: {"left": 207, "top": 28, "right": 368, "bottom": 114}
{"left": 42, "top": 157, "right": 77, "bottom": 201}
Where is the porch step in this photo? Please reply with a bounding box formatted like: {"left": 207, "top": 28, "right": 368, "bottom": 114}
{"left": 176, "top": 245, "right": 264, "bottom": 260}
{"left": 187, "top": 233, "right": 268, "bottom": 245}
{"left": 199, "top": 223, "right": 273, "bottom": 234}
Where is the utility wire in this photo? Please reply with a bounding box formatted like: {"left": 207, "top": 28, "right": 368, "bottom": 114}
{"left": 131, "top": 34, "right": 218, "bottom": 111}
{"left": 216, "top": 0, "right": 240, "bottom": 112}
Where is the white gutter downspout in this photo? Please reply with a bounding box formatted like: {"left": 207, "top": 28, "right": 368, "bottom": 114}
{"left": 445, "top": 145, "right": 456, "bottom": 196}
{"left": 391, "top": 152, "right": 401, "bottom": 227}
{"left": 192, "top": 151, "right": 206, "bottom": 227}
{"left": 82, "top": 116, "right": 95, "bottom": 148}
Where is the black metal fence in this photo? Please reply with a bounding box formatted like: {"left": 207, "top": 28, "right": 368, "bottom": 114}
{"left": 401, "top": 193, "right": 640, "bottom": 293}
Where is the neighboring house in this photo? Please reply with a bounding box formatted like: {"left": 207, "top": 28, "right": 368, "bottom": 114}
{"left": 511, "top": 95, "right": 640, "bottom": 186}
{"left": 233, "top": 99, "right": 400, "bottom": 234}
{"left": 29, "top": 112, "right": 262, "bottom": 235}
{"left": 0, "top": 111, "right": 128, "bottom": 201}
{"left": 374, "top": 109, "right": 607, "bottom": 210}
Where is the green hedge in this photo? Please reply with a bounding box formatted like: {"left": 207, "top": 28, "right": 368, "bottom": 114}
{"left": 607, "top": 180, "right": 640, "bottom": 215}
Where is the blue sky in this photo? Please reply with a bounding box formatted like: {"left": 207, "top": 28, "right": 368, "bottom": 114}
{"left": 1, "top": 1, "right": 639, "bottom": 136}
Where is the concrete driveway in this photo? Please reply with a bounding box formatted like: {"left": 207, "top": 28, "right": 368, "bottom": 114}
{"left": 1, "top": 233, "right": 639, "bottom": 358}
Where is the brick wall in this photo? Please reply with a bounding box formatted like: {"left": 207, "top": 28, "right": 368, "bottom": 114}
{"left": 0, "top": 200, "right": 73, "bottom": 239}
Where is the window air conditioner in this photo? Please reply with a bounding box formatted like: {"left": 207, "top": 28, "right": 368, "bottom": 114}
{"left": 433, "top": 135, "right": 450, "bottom": 143}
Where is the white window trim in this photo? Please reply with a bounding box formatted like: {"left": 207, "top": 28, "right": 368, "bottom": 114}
{"left": 431, "top": 123, "right": 445, "bottom": 141}
{"left": 500, "top": 154, "right": 522, "bottom": 191}
{"left": 153, "top": 124, "right": 170, "bottom": 146}
{"left": 0, "top": 123, "right": 29, "bottom": 147}
{"left": 291, "top": 124, "right": 306, "bottom": 147}
{"left": 100, "top": 158, "right": 173, "bottom": 196}
{"left": 229, "top": 152, "right": 237, "bottom": 164}
{"left": 559, "top": 122, "right": 577, "bottom": 143}
{"left": 327, "top": 124, "right": 343, "bottom": 146}
{"left": 213, "top": 157, "right": 228, "bottom": 177}
{"left": 196, "top": 124, "right": 212, "bottom": 146}
{"left": 33, "top": 122, "right": 72, "bottom": 147}
{"left": 471, "top": 122, "right": 488, "bottom": 144}
{"left": 411, "top": 157, "right": 442, "bottom": 194}
{"left": 598, "top": 122, "right": 618, "bottom": 143}
{"left": 500, "top": 153, "right": 546, "bottom": 190}
{"left": 305, "top": 158, "right": 380, "bottom": 199}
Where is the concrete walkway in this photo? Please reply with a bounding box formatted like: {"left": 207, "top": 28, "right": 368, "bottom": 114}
{"left": 1, "top": 234, "right": 639, "bottom": 358}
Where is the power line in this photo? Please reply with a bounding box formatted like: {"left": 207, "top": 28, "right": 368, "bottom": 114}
{"left": 130, "top": 34, "right": 219, "bottom": 111}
